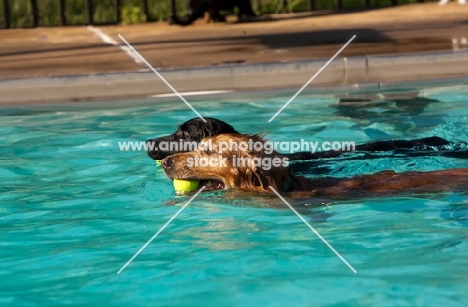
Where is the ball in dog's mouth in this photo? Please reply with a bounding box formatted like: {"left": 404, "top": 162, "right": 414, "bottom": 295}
{"left": 173, "top": 179, "right": 200, "bottom": 195}
{"left": 173, "top": 179, "right": 225, "bottom": 195}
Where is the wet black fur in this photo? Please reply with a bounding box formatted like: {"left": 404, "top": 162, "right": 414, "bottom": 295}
{"left": 146, "top": 117, "right": 450, "bottom": 161}
{"left": 146, "top": 117, "right": 239, "bottom": 160}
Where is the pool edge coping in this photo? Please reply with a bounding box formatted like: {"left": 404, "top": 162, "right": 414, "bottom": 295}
{"left": 1, "top": 49, "right": 468, "bottom": 105}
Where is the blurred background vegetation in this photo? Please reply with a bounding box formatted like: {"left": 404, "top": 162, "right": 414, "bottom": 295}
{"left": 0, "top": 0, "right": 438, "bottom": 28}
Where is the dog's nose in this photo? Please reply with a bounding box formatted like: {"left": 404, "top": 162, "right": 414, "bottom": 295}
{"left": 162, "top": 157, "right": 173, "bottom": 168}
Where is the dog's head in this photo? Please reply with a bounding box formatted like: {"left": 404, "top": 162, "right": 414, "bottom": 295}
{"left": 146, "top": 117, "right": 239, "bottom": 160}
{"left": 161, "top": 134, "right": 293, "bottom": 192}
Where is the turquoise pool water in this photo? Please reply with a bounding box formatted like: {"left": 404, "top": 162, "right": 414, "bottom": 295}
{"left": 1, "top": 84, "right": 468, "bottom": 306}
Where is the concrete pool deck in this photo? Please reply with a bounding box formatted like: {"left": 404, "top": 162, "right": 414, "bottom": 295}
{"left": 1, "top": 2, "right": 468, "bottom": 104}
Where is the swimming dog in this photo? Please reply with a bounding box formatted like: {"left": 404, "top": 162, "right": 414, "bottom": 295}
{"left": 161, "top": 134, "right": 468, "bottom": 198}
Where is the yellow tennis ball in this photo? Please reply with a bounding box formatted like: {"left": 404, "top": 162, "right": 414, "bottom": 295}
{"left": 155, "top": 160, "right": 162, "bottom": 166}
{"left": 173, "top": 179, "right": 200, "bottom": 193}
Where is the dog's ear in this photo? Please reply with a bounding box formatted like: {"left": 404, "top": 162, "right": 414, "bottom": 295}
{"left": 235, "top": 134, "right": 292, "bottom": 192}
{"left": 240, "top": 161, "right": 293, "bottom": 192}
{"left": 204, "top": 118, "right": 239, "bottom": 136}
{"left": 180, "top": 118, "right": 239, "bottom": 141}
{"left": 242, "top": 165, "right": 270, "bottom": 191}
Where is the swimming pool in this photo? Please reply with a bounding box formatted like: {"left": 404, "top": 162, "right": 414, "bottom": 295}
{"left": 1, "top": 83, "right": 467, "bottom": 306}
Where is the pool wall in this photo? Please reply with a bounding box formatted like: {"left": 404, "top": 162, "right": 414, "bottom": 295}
{"left": 1, "top": 50, "right": 468, "bottom": 105}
